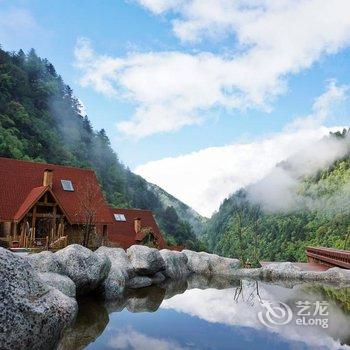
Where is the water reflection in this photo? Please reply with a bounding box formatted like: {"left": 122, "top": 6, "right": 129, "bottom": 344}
{"left": 59, "top": 277, "right": 350, "bottom": 350}
{"left": 108, "top": 327, "right": 186, "bottom": 350}
{"left": 58, "top": 299, "right": 109, "bottom": 350}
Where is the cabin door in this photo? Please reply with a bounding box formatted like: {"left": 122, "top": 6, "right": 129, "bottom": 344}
{"left": 35, "top": 217, "right": 52, "bottom": 247}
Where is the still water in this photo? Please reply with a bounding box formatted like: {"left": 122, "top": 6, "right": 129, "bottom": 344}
{"left": 59, "top": 276, "right": 350, "bottom": 350}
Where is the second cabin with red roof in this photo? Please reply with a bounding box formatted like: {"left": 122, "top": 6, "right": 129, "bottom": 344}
{"left": 0, "top": 157, "right": 167, "bottom": 251}
{"left": 109, "top": 208, "right": 166, "bottom": 249}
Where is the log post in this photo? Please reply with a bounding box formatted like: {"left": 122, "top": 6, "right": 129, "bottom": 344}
{"left": 31, "top": 206, "right": 37, "bottom": 248}
{"left": 52, "top": 205, "right": 57, "bottom": 240}
{"left": 12, "top": 222, "right": 18, "bottom": 242}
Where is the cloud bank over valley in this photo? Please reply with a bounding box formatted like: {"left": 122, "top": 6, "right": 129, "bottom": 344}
{"left": 136, "top": 82, "right": 349, "bottom": 216}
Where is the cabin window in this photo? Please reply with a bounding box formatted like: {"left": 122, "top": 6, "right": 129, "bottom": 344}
{"left": 0, "top": 223, "right": 4, "bottom": 237}
{"left": 61, "top": 180, "right": 74, "bottom": 191}
{"left": 114, "top": 214, "right": 126, "bottom": 221}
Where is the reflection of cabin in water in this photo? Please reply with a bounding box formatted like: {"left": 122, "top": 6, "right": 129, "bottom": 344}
{"left": 0, "top": 157, "right": 167, "bottom": 251}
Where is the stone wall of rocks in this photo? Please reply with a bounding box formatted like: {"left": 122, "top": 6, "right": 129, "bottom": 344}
{"left": 24, "top": 244, "right": 241, "bottom": 299}
{"left": 23, "top": 244, "right": 350, "bottom": 302}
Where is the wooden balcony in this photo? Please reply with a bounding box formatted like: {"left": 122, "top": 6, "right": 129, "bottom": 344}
{"left": 306, "top": 246, "right": 350, "bottom": 269}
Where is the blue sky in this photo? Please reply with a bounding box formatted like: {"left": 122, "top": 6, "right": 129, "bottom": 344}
{"left": 1, "top": 0, "right": 350, "bottom": 215}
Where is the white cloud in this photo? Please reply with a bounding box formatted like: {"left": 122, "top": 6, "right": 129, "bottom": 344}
{"left": 135, "top": 82, "right": 349, "bottom": 216}
{"left": 161, "top": 283, "right": 350, "bottom": 349}
{"left": 247, "top": 134, "right": 350, "bottom": 213}
{"left": 108, "top": 327, "right": 186, "bottom": 350}
{"left": 0, "top": 8, "right": 45, "bottom": 47}
{"left": 289, "top": 80, "right": 349, "bottom": 130}
{"left": 136, "top": 0, "right": 184, "bottom": 15}
{"left": 136, "top": 126, "right": 338, "bottom": 216}
{"left": 0, "top": 8, "right": 37, "bottom": 33}
{"left": 75, "top": 0, "right": 350, "bottom": 138}
{"left": 135, "top": 0, "right": 350, "bottom": 46}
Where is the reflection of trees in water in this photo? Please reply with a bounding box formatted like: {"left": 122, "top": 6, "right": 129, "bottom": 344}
{"left": 300, "top": 284, "right": 350, "bottom": 346}
{"left": 298, "top": 284, "right": 350, "bottom": 347}
{"left": 58, "top": 281, "right": 184, "bottom": 350}
{"left": 302, "top": 284, "right": 350, "bottom": 314}
{"left": 233, "top": 280, "right": 261, "bottom": 306}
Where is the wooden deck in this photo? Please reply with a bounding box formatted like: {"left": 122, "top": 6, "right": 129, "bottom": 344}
{"left": 260, "top": 261, "right": 329, "bottom": 272}
{"left": 306, "top": 246, "right": 350, "bottom": 269}
{"left": 260, "top": 247, "right": 350, "bottom": 271}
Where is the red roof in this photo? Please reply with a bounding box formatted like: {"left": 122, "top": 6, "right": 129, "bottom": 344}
{"left": 0, "top": 157, "right": 112, "bottom": 224}
{"left": 108, "top": 207, "right": 166, "bottom": 249}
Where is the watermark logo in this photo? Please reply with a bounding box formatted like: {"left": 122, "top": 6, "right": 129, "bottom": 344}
{"left": 258, "top": 299, "right": 329, "bottom": 329}
{"left": 258, "top": 300, "right": 293, "bottom": 328}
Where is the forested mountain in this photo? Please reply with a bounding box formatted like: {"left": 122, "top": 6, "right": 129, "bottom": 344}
{"left": 0, "top": 46, "right": 204, "bottom": 249}
{"left": 3, "top": 45, "right": 349, "bottom": 260}
{"left": 205, "top": 130, "right": 350, "bottom": 264}
{"left": 146, "top": 182, "right": 207, "bottom": 236}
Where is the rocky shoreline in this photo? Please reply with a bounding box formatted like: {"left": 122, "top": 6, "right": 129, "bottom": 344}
{"left": 1, "top": 244, "right": 350, "bottom": 350}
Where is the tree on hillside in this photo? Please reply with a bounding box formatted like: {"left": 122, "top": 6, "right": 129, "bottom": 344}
{"left": 77, "top": 179, "right": 104, "bottom": 247}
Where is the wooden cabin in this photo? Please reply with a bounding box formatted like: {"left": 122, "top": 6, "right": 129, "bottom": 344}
{"left": 0, "top": 158, "right": 111, "bottom": 250}
{"left": 108, "top": 208, "right": 166, "bottom": 249}
{"left": 0, "top": 157, "right": 169, "bottom": 251}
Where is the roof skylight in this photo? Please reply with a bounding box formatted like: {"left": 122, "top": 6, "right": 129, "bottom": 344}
{"left": 61, "top": 180, "right": 74, "bottom": 192}
{"left": 114, "top": 213, "right": 126, "bottom": 221}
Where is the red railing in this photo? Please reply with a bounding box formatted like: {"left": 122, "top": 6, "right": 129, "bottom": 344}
{"left": 306, "top": 246, "right": 350, "bottom": 269}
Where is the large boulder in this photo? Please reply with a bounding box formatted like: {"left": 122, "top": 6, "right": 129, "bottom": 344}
{"left": 26, "top": 251, "right": 62, "bottom": 274}
{"left": 262, "top": 262, "right": 303, "bottom": 279}
{"left": 319, "top": 267, "right": 350, "bottom": 283}
{"left": 55, "top": 244, "right": 110, "bottom": 296}
{"left": 0, "top": 248, "right": 77, "bottom": 350}
{"left": 160, "top": 249, "right": 190, "bottom": 279}
{"left": 38, "top": 272, "right": 76, "bottom": 298}
{"left": 182, "top": 250, "right": 211, "bottom": 274}
{"left": 127, "top": 245, "right": 165, "bottom": 276}
{"left": 95, "top": 247, "right": 131, "bottom": 299}
{"left": 260, "top": 262, "right": 350, "bottom": 283}
{"left": 263, "top": 262, "right": 302, "bottom": 272}
{"left": 208, "top": 254, "right": 240, "bottom": 275}
{"left": 231, "top": 268, "right": 263, "bottom": 279}
{"left": 183, "top": 250, "right": 240, "bottom": 275}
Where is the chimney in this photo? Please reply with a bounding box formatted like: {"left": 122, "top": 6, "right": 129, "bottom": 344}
{"left": 43, "top": 169, "right": 53, "bottom": 188}
{"left": 134, "top": 217, "right": 142, "bottom": 233}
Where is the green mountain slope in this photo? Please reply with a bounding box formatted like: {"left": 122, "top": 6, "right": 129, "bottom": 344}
{"left": 205, "top": 130, "right": 350, "bottom": 264}
{"left": 146, "top": 182, "right": 207, "bottom": 236}
{"left": 0, "top": 46, "right": 203, "bottom": 249}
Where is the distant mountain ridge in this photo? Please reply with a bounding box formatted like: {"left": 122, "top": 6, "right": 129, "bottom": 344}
{"left": 146, "top": 182, "right": 207, "bottom": 236}
{"left": 204, "top": 130, "right": 350, "bottom": 263}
